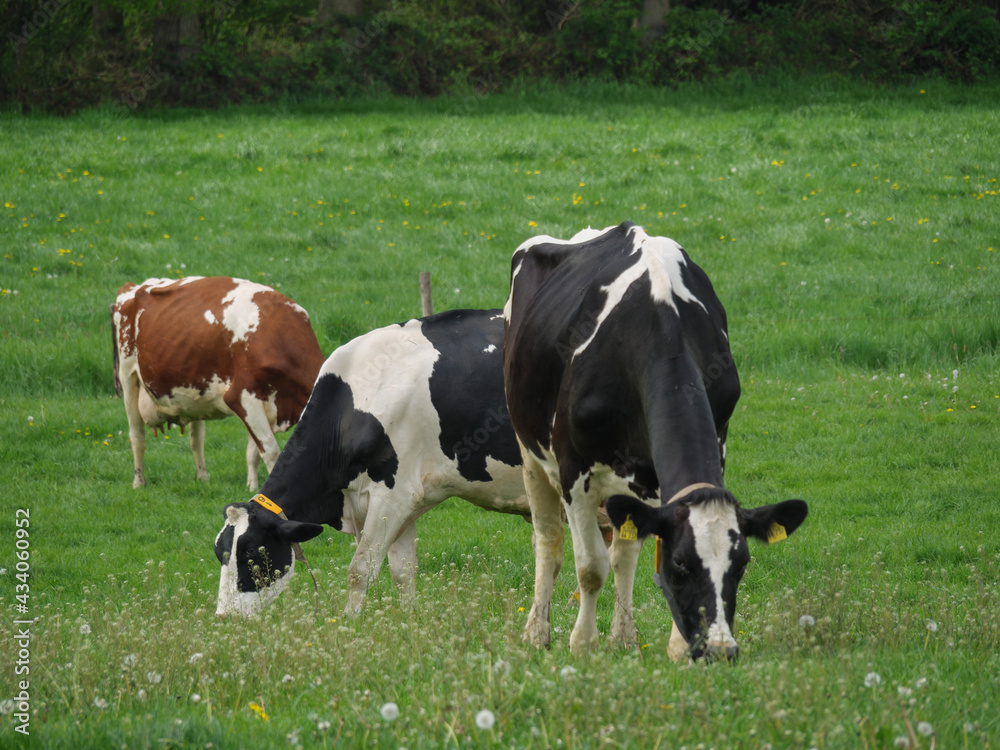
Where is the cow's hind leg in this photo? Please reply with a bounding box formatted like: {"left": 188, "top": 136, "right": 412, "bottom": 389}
{"left": 521, "top": 445, "right": 563, "bottom": 649}
{"left": 189, "top": 420, "right": 209, "bottom": 482}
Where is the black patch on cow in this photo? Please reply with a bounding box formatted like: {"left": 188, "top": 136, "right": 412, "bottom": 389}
{"left": 234, "top": 505, "right": 295, "bottom": 594}
{"left": 258, "top": 373, "right": 400, "bottom": 530}
{"left": 504, "top": 221, "right": 739, "bottom": 500}
{"left": 215, "top": 524, "right": 234, "bottom": 565}
{"left": 420, "top": 309, "right": 521, "bottom": 483}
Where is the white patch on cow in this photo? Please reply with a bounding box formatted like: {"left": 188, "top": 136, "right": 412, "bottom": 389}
{"left": 688, "top": 500, "right": 740, "bottom": 649}
{"left": 220, "top": 280, "right": 273, "bottom": 344}
{"left": 637, "top": 231, "right": 707, "bottom": 313}
{"left": 138, "top": 375, "right": 234, "bottom": 426}
{"left": 215, "top": 507, "right": 295, "bottom": 618}
{"left": 204, "top": 309, "right": 217, "bottom": 325}
{"left": 284, "top": 299, "right": 310, "bottom": 318}
{"left": 483, "top": 344, "right": 497, "bottom": 354}
{"left": 571, "top": 226, "right": 706, "bottom": 358}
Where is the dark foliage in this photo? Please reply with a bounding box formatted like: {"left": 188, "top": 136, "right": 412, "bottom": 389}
{"left": 1, "top": 0, "right": 997, "bottom": 113}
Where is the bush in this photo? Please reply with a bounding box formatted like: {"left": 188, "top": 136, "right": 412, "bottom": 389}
{"left": 1, "top": 0, "right": 998, "bottom": 113}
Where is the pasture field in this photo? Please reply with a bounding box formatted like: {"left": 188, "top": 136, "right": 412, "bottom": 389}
{"left": 1, "top": 77, "right": 999, "bottom": 748}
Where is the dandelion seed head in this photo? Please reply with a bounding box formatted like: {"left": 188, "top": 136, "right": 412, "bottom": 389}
{"left": 798, "top": 614, "right": 815, "bottom": 628}
{"left": 380, "top": 702, "right": 399, "bottom": 721}
{"left": 475, "top": 709, "right": 496, "bottom": 730}
{"left": 864, "top": 671, "right": 882, "bottom": 687}
{"left": 79, "top": 623, "right": 91, "bottom": 635}
{"left": 917, "top": 721, "right": 934, "bottom": 736}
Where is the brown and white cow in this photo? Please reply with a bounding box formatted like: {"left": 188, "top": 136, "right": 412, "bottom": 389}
{"left": 111, "top": 276, "right": 324, "bottom": 490}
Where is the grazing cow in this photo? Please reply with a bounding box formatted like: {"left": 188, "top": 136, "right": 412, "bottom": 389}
{"left": 111, "top": 276, "right": 324, "bottom": 491}
{"left": 503, "top": 222, "right": 808, "bottom": 659}
{"left": 213, "top": 309, "right": 618, "bottom": 618}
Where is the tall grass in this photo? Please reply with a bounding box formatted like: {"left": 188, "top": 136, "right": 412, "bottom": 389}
{"left": 1, "top": 78, "right": 999, "bottom": 747}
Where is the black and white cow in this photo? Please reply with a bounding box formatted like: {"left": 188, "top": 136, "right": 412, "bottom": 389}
{"left": 503, "top": 222, "right": 808, "bottom": 659}
{"left": 214, "top": 308, "right": 622, "bottom": 618}
{"left": 214, "top": 308, "right": 532, "bottom": 617}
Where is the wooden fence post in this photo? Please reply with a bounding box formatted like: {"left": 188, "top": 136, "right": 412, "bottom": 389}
{"left": 420, "top": 271, "right": 433, "bottom": 317}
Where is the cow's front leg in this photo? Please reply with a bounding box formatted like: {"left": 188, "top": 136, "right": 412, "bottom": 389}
{"left": 521, "top": 448, "right": 563, "bottom": 649}
{"left": 387, "top": 521, "right": 418, "bottom": 609}
{"left": 245, "top": 435, "right": 261, "bottom": 492}
{"left": 345, "top": 487, "right": 420, "bottom": 614}
{"left": 190, "top": 420, "right": 209, "bottom": 482}
{"left": 608, "top": 531, "right": 642, "bottom": 648}
{"left": 121, "top": 376, "right": 147, "bottom": 488}
{"left": 565, "top": 499, "right": 609, "bottom": 654}
{"left": 226, "top": 389, "right": 279, "bottom": 490}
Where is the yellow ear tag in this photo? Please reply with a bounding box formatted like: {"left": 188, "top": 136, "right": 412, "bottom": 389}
{"left": 620, "top": 515, "right": 638, "bottom": 541}
{"left": 767, "top": 522, "right": 787, "bottom": 544}
{"left": 252, "top": 493, "right": 283, "bottom": 515}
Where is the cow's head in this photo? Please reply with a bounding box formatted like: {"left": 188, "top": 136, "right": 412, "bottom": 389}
{"left": 214, "top": 500, "right": 324, "bottom": 617}
{"left": 606, "top": 487, "right": 807, "bottom": 661}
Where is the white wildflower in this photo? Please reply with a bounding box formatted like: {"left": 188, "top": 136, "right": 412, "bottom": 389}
{"left": 380, "top": 702, "right": 399, "bottom": 721}
{"left": 864, "top": 671, "right": 882, "bottom": 687}
{"left": 475, "top": 709, "right": 496, "bottom": 730}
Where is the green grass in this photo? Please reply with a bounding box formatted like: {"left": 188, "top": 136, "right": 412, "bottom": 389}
{"left": 1, "top": 77, "right": 999, "bottom": 748}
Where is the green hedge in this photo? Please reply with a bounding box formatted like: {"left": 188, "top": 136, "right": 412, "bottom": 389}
{"left": 2, "top": 0, "right": 998, "bottom": 112}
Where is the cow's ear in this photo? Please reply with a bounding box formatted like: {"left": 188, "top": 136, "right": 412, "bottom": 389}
{"left": 742, "top": 499, "right": 808, "bottom": 543}
{"left": 275, "top": 518, "right": 324, "bottom": 544}
{"left": 605, "top": 495, "right": 668, "bottom": 539}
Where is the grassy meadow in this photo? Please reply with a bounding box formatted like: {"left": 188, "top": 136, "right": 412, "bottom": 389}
{"left": 1, "top": 77, "right": 999, "bottom": 748}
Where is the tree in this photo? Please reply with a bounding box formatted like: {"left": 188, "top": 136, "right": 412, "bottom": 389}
{"left": 318, "top": 0, "right": 364, "bottom": 25}
{"left": 150, "top": 1, "right": 203, "bottom": 64}
{"left": 640, "top": 0, "right": 670, "bottom": 44}
{"left": 93, "top": 2, "right": 124, "bottom": 44}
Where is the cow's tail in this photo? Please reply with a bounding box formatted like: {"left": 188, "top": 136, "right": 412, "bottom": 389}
{"left": 110, "top": 302, "right": 123, "bottom": 398}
